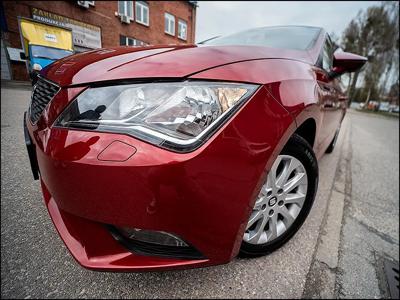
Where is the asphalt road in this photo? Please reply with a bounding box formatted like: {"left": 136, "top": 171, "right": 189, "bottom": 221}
{"left": 1, "top": 86, "right": 398, "bottom": 298}
{"left": 303, "top": 109, "right": 399, "bottom": 299}
{"left": 336, "top": 109, "right": 399, "bottom": 298}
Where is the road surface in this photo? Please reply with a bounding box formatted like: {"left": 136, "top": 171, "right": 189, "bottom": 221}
{"left": 1, "top": 85, "right": 398, "bottom": 298}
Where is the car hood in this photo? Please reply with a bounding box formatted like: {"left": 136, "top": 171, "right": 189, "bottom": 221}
{"left": 41, "top": 44, "right": 312, "bottom": 87}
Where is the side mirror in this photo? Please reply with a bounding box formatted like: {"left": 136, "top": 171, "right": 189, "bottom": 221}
{"left": 20, "top": 52, "right": 27, "bottom": 60}
{"left": 329, "top": 51, "right": 367, "bottom": 79}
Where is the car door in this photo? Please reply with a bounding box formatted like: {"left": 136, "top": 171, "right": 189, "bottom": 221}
{"left": 315, "top": 34, "right": 342, "bottom": 151}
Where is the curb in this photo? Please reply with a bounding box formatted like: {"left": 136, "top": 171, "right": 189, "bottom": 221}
{"left": 302, "top": 118, "right": 351, "bottom": 298}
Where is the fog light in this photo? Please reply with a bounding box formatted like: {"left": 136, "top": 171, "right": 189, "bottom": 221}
{"left": 107, "top": 225, "right": 205, "bottom": 259}
{"left": 119, "top": 227, "right": 189, "bottom": 247}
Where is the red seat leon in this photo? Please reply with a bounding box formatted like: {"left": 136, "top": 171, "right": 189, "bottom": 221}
{"left": 24, "top": 26, "right": 366, "bottom": 271}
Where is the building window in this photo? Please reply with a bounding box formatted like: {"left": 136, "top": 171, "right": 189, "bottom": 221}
{"left": 118, "top": 1, "right": 133, "bottom": 20}
{"left": 135, "top": 1, "right": 149, "bottom": 26}
{"left": 120, "top": 35, "right": 147, "bottom": 47}
{"left": 178, "top": 19, "right": 187, "bottom": 40}
{"left": 164, "top": 13, "right": 175, "bottom": 36}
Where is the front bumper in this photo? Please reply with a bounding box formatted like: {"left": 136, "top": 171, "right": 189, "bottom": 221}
{"left": 24, "top": 86, "right": 294, "bottom": 271}
{"left": 40, "top": 179, "right": 209, "bottom": 271}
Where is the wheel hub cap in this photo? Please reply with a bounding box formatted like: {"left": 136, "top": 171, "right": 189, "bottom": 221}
{"left": 243, "top": 154, "right": 308, "bottom": 245}
{"left": 268, "top": 197, "right": 277, "bottom": 207}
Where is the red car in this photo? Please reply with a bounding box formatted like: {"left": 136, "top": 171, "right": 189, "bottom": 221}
{"left": 24, "top": 26, "right": 366, "bottom": 271}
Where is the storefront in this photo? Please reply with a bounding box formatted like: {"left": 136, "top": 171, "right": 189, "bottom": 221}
{"left": 31, "top": 7, "right": 102, "bottom": 53}
{"left": 1, "top": 1, "right": 196, "bottom": 81}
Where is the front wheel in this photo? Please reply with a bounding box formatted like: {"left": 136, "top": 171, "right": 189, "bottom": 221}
{"left": 240, "top": 134, "right": 318, "bottom": 257}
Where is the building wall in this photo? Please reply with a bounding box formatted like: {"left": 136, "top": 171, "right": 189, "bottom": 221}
{"left": 1, "top": 1, "right": 196, "bottom": 80}
{"left": 1, "top": 37, "right": 12, "bottom": 80}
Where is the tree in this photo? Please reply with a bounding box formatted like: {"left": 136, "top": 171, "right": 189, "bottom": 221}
{"left": 341, "top": 2, "right": 399, "bottom": 107}
{"left": 388, "top": 81, "right": 399, "bottom": 104}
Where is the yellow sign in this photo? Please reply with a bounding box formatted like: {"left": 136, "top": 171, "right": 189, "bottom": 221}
{"left": 19, "top": 18, "right": 73, "bottom": 54}
{"left": 31, "top": 8, "right": 102, "bottom": 50}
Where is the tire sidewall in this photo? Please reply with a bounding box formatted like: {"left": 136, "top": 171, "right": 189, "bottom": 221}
{"left": 240, "top": 135, "right": 318, "bottom": 257}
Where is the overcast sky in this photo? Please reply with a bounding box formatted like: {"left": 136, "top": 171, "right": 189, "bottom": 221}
{"left": 195, "top": 1, "right": 380, "bottom": 43}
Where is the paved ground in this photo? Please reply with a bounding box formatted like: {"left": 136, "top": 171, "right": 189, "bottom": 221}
{"left": 337, "top": 110, "right": 399, "bottom": 298}
{"left": 1, "top": 86, "right": 399, "bottom": 298}
{"left": 303, "top": 109, "right": 399, "bottom": 299}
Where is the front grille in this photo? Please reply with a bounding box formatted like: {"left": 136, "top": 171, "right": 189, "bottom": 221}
{"left": 30, "top": 76, "right": 60, "bottom": 123}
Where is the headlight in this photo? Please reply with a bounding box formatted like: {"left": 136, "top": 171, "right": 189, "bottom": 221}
{"left": 55, "top": 81, "right": 259, "bottom": 152}
{"left": 32, "top": 63, "right": 42, "bottom": 71}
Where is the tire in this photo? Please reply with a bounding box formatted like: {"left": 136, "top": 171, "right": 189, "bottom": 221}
{"left": 325, "top": 126, "right": 340, "bottom": 154}
{"left": 239, "top": 134, "right": 318, "bottom": 257}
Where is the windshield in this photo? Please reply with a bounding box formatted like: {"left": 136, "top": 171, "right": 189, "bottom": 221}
{"left": 201, "top": 26, "right": 322, "bottom": 51}
{"left": 30, "top": 45, "right": 73, "bottom": 60}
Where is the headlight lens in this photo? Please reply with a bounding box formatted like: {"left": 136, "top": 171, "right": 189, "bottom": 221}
{"left": 32, "top": 63, "right": 42, "bottom": 71}
{"left": 56, "top": 81, "right": 258, "bottom": 152}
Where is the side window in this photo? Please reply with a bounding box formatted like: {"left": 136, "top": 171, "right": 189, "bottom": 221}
{"left": 322, "top": 35, "right": 333, "bottom": 71}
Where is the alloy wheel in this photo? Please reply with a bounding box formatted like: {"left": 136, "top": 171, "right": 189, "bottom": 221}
{"left": 243, "top": 155, "right": 308, "bottom": 245}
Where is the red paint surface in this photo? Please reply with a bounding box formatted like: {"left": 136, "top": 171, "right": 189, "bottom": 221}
{"left": 28, "top": 28, "right": 367, "bottom": 271}
{"left": 30, "top": 88, "right": 294, "bottom": 268}
{"left": 97, "top": 141, "right": 137, "bottom": 162}
{"left": 332, "top": 51, "right": 368, "bottom": 74}
{"left": 42, "top": 45, "right": 314, "bottom": 87}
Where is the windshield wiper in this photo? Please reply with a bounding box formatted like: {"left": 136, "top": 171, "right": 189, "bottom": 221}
{"left": 197, "top": 36, "right": 221, "bottom": 44}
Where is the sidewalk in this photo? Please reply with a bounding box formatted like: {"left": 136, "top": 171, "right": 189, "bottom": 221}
{"left": 1, "top": 80, "right": 32, "bottom": 90}
{"left": 303, "top": 110, "right": 399, "bottom": 299}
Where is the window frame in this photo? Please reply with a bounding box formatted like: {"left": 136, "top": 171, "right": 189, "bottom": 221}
{"left": 164, "top": 12, "right": 175, "bottom": 36}
{"left": 177, "top": 19, "right": 187, "bottom": 40}
{"left": 318, "top": 33, "right": 334, "bottom": 71}
{"left": 135, "top": 1, "right": 149, "bottom": 26}
{"left": 118, "top": 1, "right": 134, "bottom": 20}
{"left": 120, "top": 35, "right": 147, "bottom": 47}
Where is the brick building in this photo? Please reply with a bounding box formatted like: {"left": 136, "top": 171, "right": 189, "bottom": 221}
{"left": 0, "top": 1, "right": 197, "bottom": 81}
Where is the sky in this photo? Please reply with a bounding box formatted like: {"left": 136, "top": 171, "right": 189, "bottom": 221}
{"left": 195, "top": 1, "right": 381, "bottom": 43}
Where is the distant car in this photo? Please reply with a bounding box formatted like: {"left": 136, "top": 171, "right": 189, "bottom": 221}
{"left": 26, "top": 45, "right": 73, "bottom": 85}
{"left": 379, "top": 102, "right": 390, "bottom": 112}
{"left": 17, "top": 17, "right": 74, "bottom": 84}
{"left": 390, "top": 105, "right": 400, "bottom": 113}
{"left": 28, "top": 45, "right": 73, "bottom": 73}
{"left": 24, "top": 26, "right": 367, "bottom": 271}
{"left": 367, "top": 100, "right": 379, "bottom": 111}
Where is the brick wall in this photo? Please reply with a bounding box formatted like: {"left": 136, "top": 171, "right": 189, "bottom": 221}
{"left": 2, "top": 1, "right": 196, "bottom": 80}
